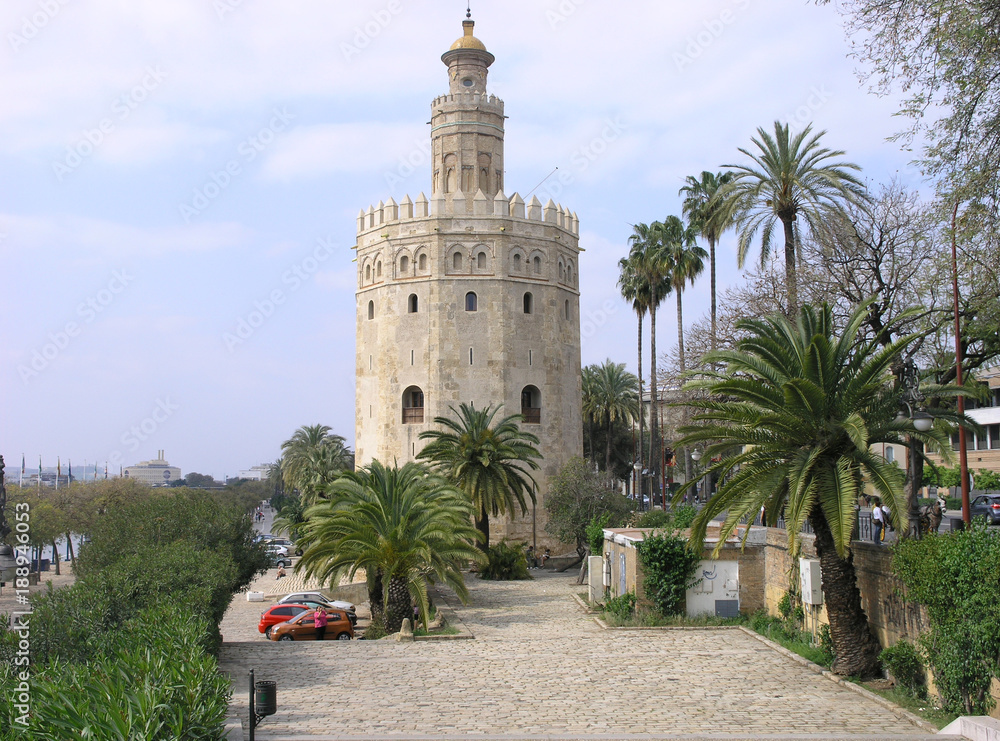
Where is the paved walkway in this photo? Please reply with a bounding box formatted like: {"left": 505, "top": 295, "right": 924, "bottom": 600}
{"left": 217, "top": 571, "right": 938, "bottom": 740}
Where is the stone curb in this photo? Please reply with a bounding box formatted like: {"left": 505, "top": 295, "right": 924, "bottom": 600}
{"left": 735, "top": 626, "right": 939, "bottom": 735}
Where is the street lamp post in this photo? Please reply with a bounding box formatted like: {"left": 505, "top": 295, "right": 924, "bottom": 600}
{"left": 633, "top": 461, "right": 643, "bottom": 511}
{"left": 690, "top": 448, "right": 703, "bottom": 503}
{"left": 897, "top": 361, "right": 933, "bottom": 538}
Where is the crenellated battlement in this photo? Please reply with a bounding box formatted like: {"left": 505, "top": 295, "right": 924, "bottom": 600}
{"left": 431, "top": 91, "right": 504, "bottom": 114}
{"left": 357, "top": 190, "right": 579, "bottom": 237}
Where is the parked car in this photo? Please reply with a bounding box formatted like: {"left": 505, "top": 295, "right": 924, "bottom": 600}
{"left": 270, "top": 609, "right": 354, "bottom": 641}
{"left": 266, "top": 544, "right": 289, "bottom": 557}
{"left": 283, "top": 597, "right": 358, "bottom": 626}
{"left": 278, "top": 592, "right": 355, "bottom": 614}
{"left": 970, "top": 494, "right": 1000, "bottom": 525}
{"left": 258, "top": 604, "right": 311, "bottom": 639}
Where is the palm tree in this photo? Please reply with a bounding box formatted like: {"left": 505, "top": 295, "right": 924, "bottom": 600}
{"left": 680, "top": 170, "right": 733, "bottom": 353}
{"left": 418, "top": 403, "right": 542, "bottom": 550}
{"left": 587, "top": 360, "right": 641, "bottom": 472}
{"left": 280, "top": 424, "right": 353, "bottom": 503}
{"left": 581, "top": 364, "right": 599, "bottom": 461}
{"left": 659, "top": 215, "right": 705, "bottom": 375}
{"left": 625, "top": 222, "right": 672, "bottom": 496}
{"left": 718, "top": 122, "right": 866, "bottom": 312}
{"left": 675, "top": 300, "right": 950, "bottom": 677}
{"left": 617, "top": 252, "right": 652, "bottom": 487}
{"left": 295, "top": 460, "right": 482, "bottom": 633}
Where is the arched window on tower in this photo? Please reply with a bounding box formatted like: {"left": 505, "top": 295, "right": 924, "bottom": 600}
{"left": 376, "top": 260, "right": 382, "bottom": 278}
{"left": 513, "top": 254, "right": 521, "bottom": 272}
{"left": 408, "top": 294, "right": 418, "bottom": 313}
{"left": 453, "top": 252, "right": 463, "bottom": 271}
{"left": 533, "top": 256, "right": 541, "bottom": 274}
{"left": 477, "top": 251, "right": 487, "bottom": 270}
{"left": 418, "top": 253, "right": 427, "bottom": 272}
{"left": 402, "top": 386, "right": 424, "bottom": 424}
{"left": 521, "top": 386, "right": 541, "bottom": 424}
{"left": 523, "top": 292, "right": 533, "bottom": 314}
{"left": 365, "top": 264, "right": 372, "bottom": 282}
{"left": 564, "top": 299, "right": 571, "bottom": 320}
{"left": 367, "top": 300, "right": 374, "bottom": 320}
{"left": 465, "top": 292, "right": 478, "bottom": 312}
{"left": 400, "top": 255, "right": 409, "bottom": 275}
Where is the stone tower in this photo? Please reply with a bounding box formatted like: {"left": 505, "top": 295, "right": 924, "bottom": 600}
{"left": 354, "top": 19, "right": 583, "bottom": 547}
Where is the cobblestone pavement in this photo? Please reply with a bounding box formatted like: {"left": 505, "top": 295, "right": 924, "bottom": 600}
{"left": 218, "top": 571, "right": 937, "bottom": 740}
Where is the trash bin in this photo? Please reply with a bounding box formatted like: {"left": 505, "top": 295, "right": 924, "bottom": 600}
{"left": 39, "top": 559, "right": 50, "bottom": 572}
{"left": 254, "top": 681, "right": 277, "bottom": 717}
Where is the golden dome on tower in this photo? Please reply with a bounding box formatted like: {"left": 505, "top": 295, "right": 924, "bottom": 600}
{"left": 450, "top": 20, "right": 488, "bottom": 52}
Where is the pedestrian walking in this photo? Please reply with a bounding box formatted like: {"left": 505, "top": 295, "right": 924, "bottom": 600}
{"left": 871, "top": 499, "right": 884, "bottom": 544}
{"left": 314, "top": 608, "right": 328, "bottom": 641}
{"left": 881, "top": 503, "right": 892, "bottom": 540}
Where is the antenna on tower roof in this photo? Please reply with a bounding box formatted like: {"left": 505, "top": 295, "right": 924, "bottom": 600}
{"left": 466, "top": 2, "right": 471, "bottom": 19}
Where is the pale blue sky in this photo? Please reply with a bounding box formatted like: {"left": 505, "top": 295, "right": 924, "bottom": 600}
{"left": 0, "top": 0, "right": 922, "bottom": 479}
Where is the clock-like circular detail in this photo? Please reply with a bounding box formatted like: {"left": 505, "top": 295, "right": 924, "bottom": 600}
{"left": 462, "top": 78, "right": 474, "bottom": 87}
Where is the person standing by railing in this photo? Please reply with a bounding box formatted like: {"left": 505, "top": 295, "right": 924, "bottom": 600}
{"left": 871, "top": 499, "right": 884, "bottom": 544}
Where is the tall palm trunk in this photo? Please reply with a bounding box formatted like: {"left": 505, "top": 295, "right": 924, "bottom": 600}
{"left": 368, "top": 568, "right": 385, "bottom": 629}
{"left": 65, "top": 531, "right": 75, "bottom": 564}
{"left": 709, "top": 235, "right": 717, "bottom": 354}
{"left": 782, "top": 217, "right": 798, "bottom": 314}
{"left": 476, "top": 505, "right": 490, "bottom": 552}
{"left": 637, "top": 313, "right": 644, "bottom": 497}
{"left": 649, "top": 294, "right": 660, "bottom": 500}
{"left": 605, "top": 419, "right": 614, "bottom": 473}
{"left": 676, "top": 288, "right": 692, "bottom": 484}
{"left": 385, "top": 574, "right": 411, "bottom": 634}
{"left": 811, "top": 505, "right": 882, "bottom": 678}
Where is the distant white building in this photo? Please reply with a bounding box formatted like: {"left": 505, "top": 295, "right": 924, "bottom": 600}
{"left": 237, "top": 464, "right": 270, "bottom": 481}
{"left": 124, "top": 450, "right": 181, "bottom": 486}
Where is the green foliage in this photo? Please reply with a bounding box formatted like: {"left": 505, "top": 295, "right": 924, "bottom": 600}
{"left": 604, "top": 591, "right": 637, "bottom": 620}
{"left": 585, "top": 514, "right": 611, "bottom": 555}
{"left": 418, "top": 402, "right": 542, "bottom": 550}
{"left": 819, "top": 624, "right": 835, "bottom": 665}
{"left": 544, "top": 457, "right": 633, "bottom": 558}
{"left": 747, "top": 611, "right": 833, "bottom": 668}
{"left": 478, "top": 540, "right": 531, "bottom": 581}
{"left": 297, "top": 460, "right": 484, "bottom": 633}
{"left": 635, "top": 531, "right": 702, "bottom": 617}
{"left": 893, "top": 521, "right": 1000, "bottom": 714}
{"left": 880, "top": 640, "right": 926, "bottom": 697}
{"left": 777, "top": 592, "right": 792, "bottom": 620}
{"left": 634, "top": 509, "right": 672, "bottom": 529}
{"left": 975, "top": 469, "right": 1000, "bottom": 490}
{"left": 0, "top": 604, "right": 230, "bottom": 739}
{"left": 672, "top": 504, "right": 697, "bottom": 530}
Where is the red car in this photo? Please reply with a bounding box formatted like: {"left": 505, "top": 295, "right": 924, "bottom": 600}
{"left": 270, "top": 609, "right": 354, "bottom": 641}
{"left": 258, "top": 604, "right": 311, "bottom": 639}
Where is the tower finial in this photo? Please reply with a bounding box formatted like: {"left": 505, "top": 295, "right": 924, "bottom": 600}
{"left": 466, "top": 2, "right": 471, "bottom": 19}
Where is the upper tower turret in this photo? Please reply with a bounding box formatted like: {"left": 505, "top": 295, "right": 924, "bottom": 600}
{"left": 431, "top": 19, "right": 505, "bottom": 204}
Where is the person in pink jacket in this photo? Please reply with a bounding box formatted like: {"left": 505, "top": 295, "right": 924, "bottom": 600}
{"left": 314, "top": 608, "right": 328, "bottom": 641}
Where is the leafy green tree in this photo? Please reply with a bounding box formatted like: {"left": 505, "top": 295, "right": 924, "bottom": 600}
{"left": 680, "top": 170, "right": 734, "bottom": 353}
{"left": 624, "top": 222, "right": 673, "bottom": 490}
{"left": 272, "top": 493, "right": 307, "bottom": 542}
{"left": 718, "top": 121, "right": 866, "bottom": 312}
{"left": 660, "top": 215, "right": 705, "bottom": 376}
{"left": 893, "top": 522, "right": 1000, "bottom": 714}
{"left": 824, "top": 0, "right": 1000, "bottom": 226}
{"left": 296, "top": 461, "right": 483, "bottom": 633}
{"left": 635, "top": 531, "right": 702, "bottom": 617}
{"left": 545, "top": 457, "right": 633, "bottom": 560}
{"left": 584, "top": 360, "right": 640, "bottom": 472}
{"left": 184, "top": 472, "right": 219, "bottom": 489}
{"left": 676, "top": 301, "right": 951, "bottom": 677}
{"left": 280, "top": 424, "right": 353, "bottom": 503}
{"left": 618, "top": 249, "right": 653, "bottom": 477}
{"left": 418, "top": 403, "right": 542, "bottom": 550}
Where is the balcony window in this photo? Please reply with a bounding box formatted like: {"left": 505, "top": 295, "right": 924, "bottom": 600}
{"left": 402, "top": 386, "right": 424, "bottom": 424}
{"left": 521, "top": 385, "right": 540, "bottom": 424}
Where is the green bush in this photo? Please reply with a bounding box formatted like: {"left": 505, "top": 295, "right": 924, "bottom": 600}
{"left": 777, "top": 592, "right": 792, "bottom": 620}
{"left": 634, "top": 509, "right": 672, "bottom": 529}
{"left": 893, "top": 521, "right": 1000, "bottom": 714}
{"left": 604, "top": 591, "right": 636, "bottom": 620}
{"left": 672, "top": 505, "right": 697, "bottom": 530}
{"left": 819, "top": 624, "right": 835, "bottom": 665}
{"left": 586, "top": 514, "right": 611, "bottom": 554}
{"left": 635, "top": 531, "right": 702, "bottom": 616}
{"left": 477, "top": 540, "right": 531, "bottom": 581}
{"left": 0, "top": 604, "right": 230, "bottom": 739}
{"left": 880, "top": 640, "right": 925, "bottom": 697}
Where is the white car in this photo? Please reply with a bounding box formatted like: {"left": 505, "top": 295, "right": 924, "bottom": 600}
{"left": 266, "top": 544, "right": 289, "bottom": 557}
{"left": 278, "top": 591, "right": 355, "bottom": 613}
